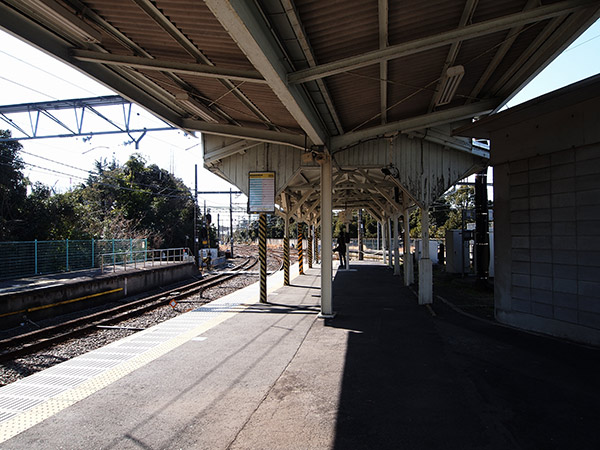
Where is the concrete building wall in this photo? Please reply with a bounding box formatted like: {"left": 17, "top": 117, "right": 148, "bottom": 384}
{"left": 495, "top": 145, "right": 600, "bottom": 345}
{"left": 486, "top": 77, "right": 600, "bottom": 345}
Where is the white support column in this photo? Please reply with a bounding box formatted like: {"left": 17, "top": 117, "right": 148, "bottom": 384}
{"left": 393, "top": 213, "right": 400, "bottom": 276}
{"left": 320, "top": 154, "right": 334, "bottom": 318}
{"left": 388, "top": 217, "right": 393, "bottom": 269}
{"left": 418, "top": 206, "right": 433, "bottom": 305}
{"left": 403, "top": 206, "right": 412, "bottom": 286}
{"left": 381, "top": 218, "right": 388, "bottom": 265}
{"left": 345, "top": 220, "right": 350, "bottom": 269}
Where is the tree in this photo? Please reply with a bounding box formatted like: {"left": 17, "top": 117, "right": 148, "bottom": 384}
{"left": 0, "top": 131, "right": 27, "bottom": 240}
{"left": 80, "top": 154, "right": 195, "bottom": 248}
{"left": 408, "top": 185, "right": 476, "bottom": 238}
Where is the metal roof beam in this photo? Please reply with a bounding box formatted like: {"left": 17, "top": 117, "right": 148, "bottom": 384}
{"left": 331, "top": 99, "right": 497, "bottom": 150}
{"left": 280, "top": 0, "right": 344, "bottom": 135}
{"left": 358, "top": 169, "right": 401, "bottom": 210}
{"left": 491, "top": 6, "right": 600, "bottom": 108}
{"left": 289, "top": 189, "right": 315, "bottom": 218}
{"left": 205, "top": 0, "right": 328, "bottom": 146}
{"left": 379, "top": 0, "right": 388, "bottom": 124}
{"left": 406, "top": 128, "right": 489, "bottom": 158}
{"left": 71, "top": 50, "right": 267, "bottom": 84}
{"left": 204, "top": 139, "right": 261, "bottom": 164}
{"left": 468, "top": 0, "right": 538, "bottom": 101}
{"left": 428, "top": 0, "right": 478, "bottom": 112}
{"left": 66, "top": 0, "right": 231, "bottom": 123}
{"left": 186, "top": 118, "right": 305, "bottom": 149}
{"left": 0, "top": 3, "right": 185, "bottom": 128}
{"left": 131, "top": 0, "right": 274, "bottom": 128}
{"left": 369, "top": 195, "right": 394, "bottom": 217}
{"left": 288, "top": 0, "right": 597, "bottom": 84}
{"left": 365, "top": 207, "right": 382, "bottom": 222}
{"left": 0, "top": 96, "right": 127, "bottom": 114}
{"left": 305, "top": 199, "right": 320, "bottom": 217}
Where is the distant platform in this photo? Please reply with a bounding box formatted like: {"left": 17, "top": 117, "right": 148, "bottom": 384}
{"left": 0, "top": 261, "right": 197, "bottom": 328}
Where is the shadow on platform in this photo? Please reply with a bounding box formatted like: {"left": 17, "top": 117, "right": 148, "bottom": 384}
{"left": 328, "top": 263, "right": 600, "bottom": 450}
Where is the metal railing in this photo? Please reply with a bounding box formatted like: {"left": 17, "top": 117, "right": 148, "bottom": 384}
{"left": 0, "top": 238, "right": 146, "bottom": 280}
{"left": 100, "top": 247, "right": 192, "bottom": 273}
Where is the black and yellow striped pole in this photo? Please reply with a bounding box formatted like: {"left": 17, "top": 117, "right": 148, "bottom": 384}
{"left": 315, "top": 226, "right": 319, "bottom": 263}
{"left": 259, "top": 213, "right": 267, "bottom": 303}
{"left": 298, "top": 222, "right": 304, "bottom": 275}
{"left": 283, "top": 216, "right": 290, "bottom": 286}
{"left": 308, "top": 224, "right": 313, "bottom": 268}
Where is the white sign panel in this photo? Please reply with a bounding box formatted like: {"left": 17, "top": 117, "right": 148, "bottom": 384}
{"left": 248, "top": 172, "right": 275, "bottom": 213}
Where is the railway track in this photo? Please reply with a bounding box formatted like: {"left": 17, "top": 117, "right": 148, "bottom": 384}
{"left": 0, "top": 256, "right": 258, "bottom": 363}
{"left": 0, "top": 246, "right": 296, "bottom": 386}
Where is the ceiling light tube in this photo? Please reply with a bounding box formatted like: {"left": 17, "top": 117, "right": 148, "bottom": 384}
{"left": 20, "top": 0, "right": 102, "bottom": 43}
{"left": 435, "top": 65, "right": 465, "bottom": 107}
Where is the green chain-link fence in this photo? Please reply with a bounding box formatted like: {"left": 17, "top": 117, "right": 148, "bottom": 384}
{"left": 0, "top": 239, "right": 147, "bottom": 280}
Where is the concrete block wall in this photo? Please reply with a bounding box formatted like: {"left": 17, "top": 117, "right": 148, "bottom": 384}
{"left": 495, "top": 144, "right": 600, "bottom": 345}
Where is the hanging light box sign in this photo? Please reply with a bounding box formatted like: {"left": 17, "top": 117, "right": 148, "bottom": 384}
{"left": 248, "top": 171, "right": 276, "bottom": 213}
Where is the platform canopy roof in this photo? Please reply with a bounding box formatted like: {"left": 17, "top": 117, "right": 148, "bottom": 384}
{"left": 1, "top": 0, "right": 599, "bottom": 216}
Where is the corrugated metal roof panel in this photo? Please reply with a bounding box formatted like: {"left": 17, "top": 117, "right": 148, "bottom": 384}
{"left": 10, "top": 0, "right": 595, "bottom": 152}
{"left": 388, "top": 0, "right": 466, "bottom": 46}
{"left": 294, "top": 0, "right": 379, "bottom": 64}
{"left": 325, "top": 66, "right": 380, "bottom": 131}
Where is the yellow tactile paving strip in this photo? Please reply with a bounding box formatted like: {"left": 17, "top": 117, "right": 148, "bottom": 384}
{"left": 0, "top": 264, "right": 297, "bottom": 444}
{"left": 0, "top": 310, "right": 238, "bottom": 443}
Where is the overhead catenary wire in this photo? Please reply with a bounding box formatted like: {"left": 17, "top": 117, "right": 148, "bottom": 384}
{"left": 0, "top": 49, "right": 100, "bottom": 97}
{"left": 0, "top": 156, "right": 193, "bottom": 200}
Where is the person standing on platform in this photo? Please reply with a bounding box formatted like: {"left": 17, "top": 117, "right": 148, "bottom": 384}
{"left": 334, "top": 230, "right": 347, "bottom": 269}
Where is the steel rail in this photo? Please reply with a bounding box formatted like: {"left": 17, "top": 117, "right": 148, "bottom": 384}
{"left": 0, "top": 257, "right": 258, "bottom": 362}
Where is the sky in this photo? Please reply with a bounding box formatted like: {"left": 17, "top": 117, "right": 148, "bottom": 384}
{"left": 0, "top": 29, "right": 245, "bottom": 226}
{"left": 0, "top": 17, "right": 599, "bottom": 216}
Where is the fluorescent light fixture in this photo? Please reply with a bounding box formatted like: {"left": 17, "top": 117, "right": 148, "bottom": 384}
{"left": 20, "top": 0, "right": 102, "bottom": 43}
{"left": 176, "top": 93, "right": 218, "bottom": 123}
{"left": 434, "top": 65, "right": 465, "bottom": 107}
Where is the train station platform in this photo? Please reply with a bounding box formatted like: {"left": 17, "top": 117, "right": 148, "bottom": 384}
{"left": 0, "top": 261, "right": 197, "bottom": 329}
{"left": 1, "top": 261, "right": 599, "bottom": 449}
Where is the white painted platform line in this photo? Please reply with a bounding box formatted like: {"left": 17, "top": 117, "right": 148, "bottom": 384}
{"left": 0, "top": 263, "right": 299, "bottom": 444}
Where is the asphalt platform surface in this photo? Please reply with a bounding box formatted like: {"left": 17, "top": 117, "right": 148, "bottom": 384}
{"left": 1, "top": 261, "right": 599, "bottom": 449}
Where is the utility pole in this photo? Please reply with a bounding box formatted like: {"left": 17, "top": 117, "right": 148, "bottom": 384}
{"left": 193, "top": 165, "right": 199, "bottom": 268}
{"left": 194, "top": 189, "right": 242, "bottom": 258}
{"left": 475, "top": 169, "right": 490, "bottom": 286}
{"left": 229, "top": 188, "right": 234, "bottom": 257}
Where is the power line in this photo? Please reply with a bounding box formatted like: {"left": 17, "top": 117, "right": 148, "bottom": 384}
{"left": 0, "top": 155, "right": 193, "bottom": 199}
{"left": 565, "top": 33, "right": 600, "bottom": 52}
{"left": 0, "top": 75, "right": 55, "bottom": 100}
{"left": 0, "top": 49, "right": 99, "bottom": 97}
{"left": 19, "top": 149, "right": 91, "bottom": 174}
{"left": 13, "top": 149, "right": 189, "bottom": 196}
